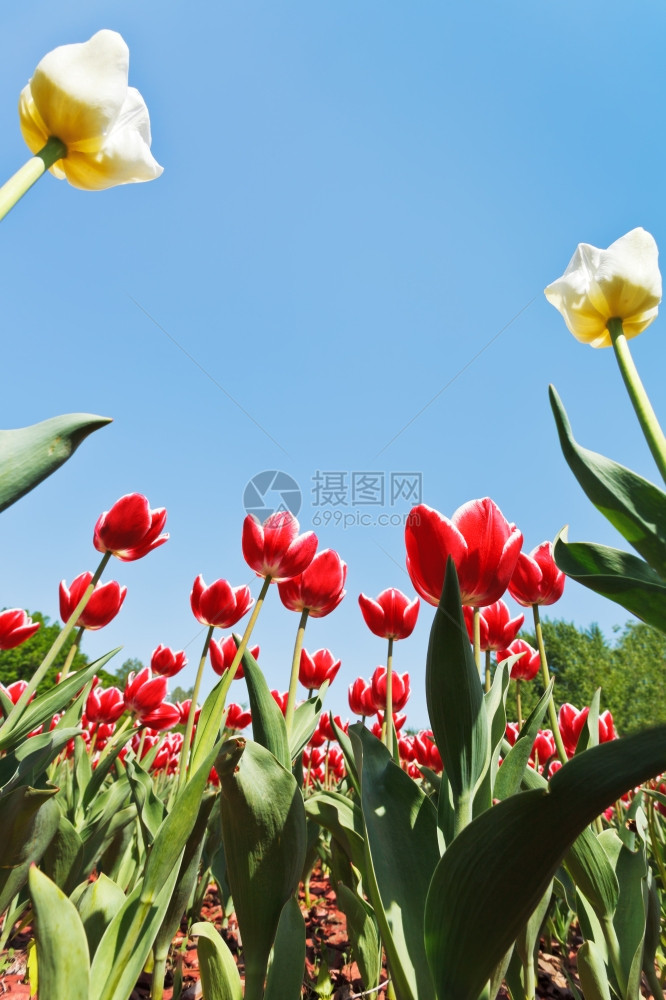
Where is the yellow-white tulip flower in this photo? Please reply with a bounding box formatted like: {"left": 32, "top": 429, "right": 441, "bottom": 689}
{"left": 544, "top": 227, "right": 661, "bottom": 348}
{"left": 18, "top": 29, "right": 162, "bottom": 191}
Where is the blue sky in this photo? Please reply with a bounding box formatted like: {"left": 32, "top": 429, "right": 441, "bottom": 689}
{"left": 1, "top": 1, "right": 665, "bottom": 729}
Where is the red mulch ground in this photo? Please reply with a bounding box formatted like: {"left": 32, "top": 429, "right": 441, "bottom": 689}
{"left": 0, "top": 869, "right": 660, "bottom": 998}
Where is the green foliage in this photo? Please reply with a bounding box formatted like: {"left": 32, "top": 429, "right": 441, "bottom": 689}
{"left": 0, "top": 612, "right": 93, "bottom": 690}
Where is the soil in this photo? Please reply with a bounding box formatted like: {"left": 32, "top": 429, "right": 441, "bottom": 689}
{"left": 0, "top": 868, "right": 660, "bottom": 998}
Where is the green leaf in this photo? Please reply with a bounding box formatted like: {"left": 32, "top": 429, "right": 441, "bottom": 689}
{"left": 494, "top": 681, "right": 553, "bottom": 801}
{"left": 42, "top": 812, "right": 84, "bottom": 894}
{"left": 192, "top": 920, "right": 243, "bottom": 1000}
{"left": 0, "top": 727, "right": 81, "bottom": 796}
{"left": 125, "top": 757, "right": 167, "bottom": 848}
{"left": 426, "top": 558, "right": 489, "bottom": 832}
{"left": 0, "top": 650, "right": 119, "bottom": 752}
{"left": 305, "top": 790, "right": 367, "bottom": 874}
{"left": 549, "top": 386, "right": 666, "bottom": 576}
{"left": 424, "top": 725, "right": 666, "bottom": 1000}
{"left": 238, "top": 640, "right": 291, "bottom": 770}
{"left": 577, "top": 941, "right": 613, "bottom": 1000}
{"left": 553, "top": 530, "right": 666, "bottom": 632}
{"left": 0, "top": 785, "right": 60, "bottom": 913}
{"left": 0, "top": 412, "right": 111, "bottom": 513}
{"left": 350, "top": 723, "right": 439, "bottom": 1000}
{"left": 217, "top": 737, "right": 306, "bottom": 1000}
{"left": 564, "top": 826, "right": 619, "bottom": 919}
{"left": 597, "top": 828, "right": 648, "bottom": 999}
{"left": 288, "top": 683, "right": 328, "bottom": 763}
{"left": 74, "top": 873, "right": 126, "bottom": 959}
{"left": 264, "top": 895, "right": 306, "bottom": 1000}
{"left": 28, "top": 866, "right": 90, "bottom": 1000}
{"left": 335, "top": 882, "right": 382, "bottom": 990}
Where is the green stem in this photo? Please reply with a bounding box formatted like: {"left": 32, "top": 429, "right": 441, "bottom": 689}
{"left": 601, "top": 915, "right": 627, "bottom": 999}
{"left": 59, "top": 626, "right": 84, "bottom": 682}
{"left": 3, "top": 551, "right": 111, "bottom": 726}
{"left": 533, "top": 604, "right": 568, "bottom": 764}
{"left": 648, "top": 797, "right": 666, "bottom": 893}
{"left": 484, "top": 649, "right": 492, "bottom": 694}
{"left": 151, "top": 953, "right": 167, "bottom": 1000}
{"left": 285, "top": 608, "right": 309, "bottom": 736}
{"left": 516, "top": 679, "right": 523, "bottom": 730}
{"left": 177, "top": 625, "right": 214, "bottom": 792}
{"left": 0, "top": 138, "right": 67, "bottom": 222}
{"left": 384, "top": 637, "right": 395, "bottom": 755}
{"left": 608, "top": 317, "right": 666, "bottom": 484}
{"left": 189, "top": 577, "right": 271, "bottom": 774}
{"left": 472, "top": 608, "right": 481, "bottom": 674}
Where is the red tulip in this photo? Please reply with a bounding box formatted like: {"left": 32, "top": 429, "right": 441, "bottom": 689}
{"left": 372, "top": 711, "right": 407, "bottom": 736}
{"left": 242, "top": 511, "right": 317, "bottom": 581}
{"left": 496, "top": 638, "right": 540, "bottom": 681}
{"left": 278, "top": 549, "right": 346, "bottom": 618}
{"left": 93, "top": 493, "right": 168, "bottom": 561}
{"left": 139, "top": 702, "right": 181, "bottom": 731}
{"left": 462, "top": 600, "right": 524, "bottom": 652}
{"left": 177, "top": 700, "right": 201, "bottom": 725}
{"left": 348, "top": 676, "right": 378, "bottom": 717}
{"left": 225, "top": 702, "right": 252, "bottom": 730}
{"left": 599, "top": 710, "right": 617, "bottom": 743}
{"left": 209, "top": 635, "right": 260, "bottom": 678}
{"left": 358, "top": 588, "right": 420, "bottom": 640}
{"left": 508, "top": 541, "right": 565, "bottom": 607}
{"left": 370, "top": 666, "right": 410, "bottom": 712}
{"left": 559, "top": 703, "right": 617, "bottom": 758}
{"left": 298, "top": 648, "right": 341, "bottom": 689}
{"left": 413, "top": 731, "right": 443, "bottom": 771}
{"left": 59, "top": 572, "right": 127, "bottom": 630}
{"left": 190, "top": 575, "right": 254, "bottom": 628}
{"left": 405, "top": 498, "right": 523, "bottom": 607}
{"left": 317, "top": 712, "right": 349, "bottom": 742}
{"left": 271, "top": 690, "right": 289, "bottom": 715}
{"left": 0, "top": 609, "right": 40, "bottom": 650}
{"left": 86, "top": 685, "right": 125, "bottom": 724}
{"left": 150, "top": 645, "right": 187, "bottom": 678}
{"left": 2, "top": 679, "right": 32, "bottom": 704}
{"left": 532, "top": 729, "right": 557, "bottom": 769}
{"left": 123, "top": 667, "right": 167, "bottom": 717}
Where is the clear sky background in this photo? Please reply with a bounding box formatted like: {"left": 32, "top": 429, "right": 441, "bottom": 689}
{"left": 1, "top": 1, "right": 665, "bottom": 729}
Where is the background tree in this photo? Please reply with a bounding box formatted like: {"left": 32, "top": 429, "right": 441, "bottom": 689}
{"left": 0, "top": 611, "right": 114, "bottom": 690}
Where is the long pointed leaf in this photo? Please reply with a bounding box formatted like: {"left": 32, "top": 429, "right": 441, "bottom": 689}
{"left": 424, "top": 725, "right": 666, "bottom": 1000}
{"left": 0, "top": 412, "right": 111, "bottom": 513}
{"left": 28, "top": 866, "right": 90, "bottom": 1000}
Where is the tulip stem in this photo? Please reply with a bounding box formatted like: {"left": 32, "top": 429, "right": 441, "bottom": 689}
{"left": 0, "top": 138, "right": 67, "bottom": 222}
{"left": 285, "top": 609, "right": 310, "bottom": 736}
{"left": 532, "top": 605, "right": 568, "bottom": 764}
{"left": 472, "top": 608, "right": 481, "bottom": 674}
{"left": 59, "top": 626, "right": 84, "bottom": 682}
{"left": 178, "top": 625, "right": 214, "bottom": 792}
{"left": 608, "top": 318, "right": 666, "bottom": 484}
{"left": 516, "top": 679, "right": 523, "bottom": 731}
{"left": 384, "top": 637, "right": 395, "bottom": 755}
{"left": 1, "top": 551, "right": 111, "bottom": 729}
{"left": 189, "top": 577, "right": 271, "bottom": 775}
{"left": 484, "top": 650, "right": 492, "bottom": 693}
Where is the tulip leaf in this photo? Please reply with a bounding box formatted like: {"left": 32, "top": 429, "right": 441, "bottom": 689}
{"left": 42, "top": 812, "right": 84, "bottom": 894}
{"left": 550, "top": 386, "right": 666, "bottom": 576}
{"left": 493, "top": 681, "right": 553, "bottom": 801}
{"left": 577, "top": 941, "right": 613, "bottom": 1000}
{"left": 305, "top": 790, "right": 367, "bottom": 874}
{"left": 125, "top": 757, "right": 167, "bottom": 849}
{"left": 192, "top": 920, "right": 243, "bottom": 1000}
{"left": 0, "top": 412, "right": 111, "bottom": 513}
{"left": 0, "top": 650, "right": 119, "bottom": 752}
{"left": 350, "top": 723, "right": 439, "bottom": 1000}
{"left": 237, "top": 640, "right": 291, "bottom": 770}
{"left": 28, "top": 866, "right": 90, "bottom": 1000}
{"left": 74, "top": 873, "right": 127, "bottom": 959}
{"left": 288, "top": 683, "right": 328, "bottom": 762}
{"left": 553, "top": 531, "right": 666, "bottom": 632}
{"left": 264, "top": 895, "right": 306, "bottom": 1000}
{"left": 0, "top": 726, "right": 81, "bottom": 796}
{"left": 563, "top": 826, "right": 619, "bottom": 919}
{"left": 426, "top": 557, "right": 489, "bottom": 833}
{"left": 335, "top": 882, "right": 383, "bottom": 991}
{"left": 0, "top": 785, "right": 60, "bottom": 913}
{"left": 217, "top": 737, "right": 306, "bottom": 1000}
{"left": 597, "top": 828, "right": 648, "bottom": 999}
{"left": 423, "top": 725, "right": 666, "bottom": 1000}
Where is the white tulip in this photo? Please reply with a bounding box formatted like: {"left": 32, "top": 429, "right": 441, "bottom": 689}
{"left": 18, "top": 29, "right": 162, "bottom": 191}
{"left": 544, "top": 228, "right": 661, "bottom": 348}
